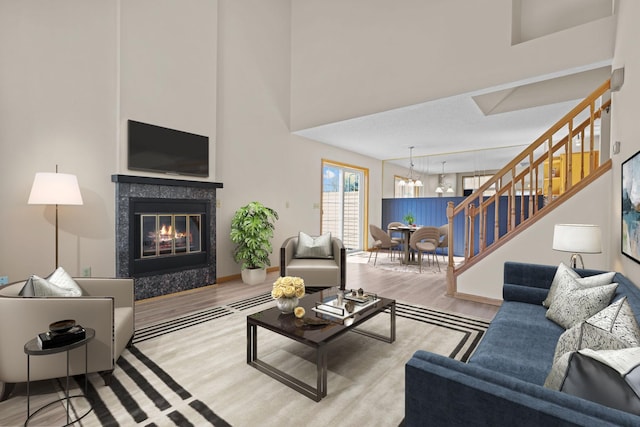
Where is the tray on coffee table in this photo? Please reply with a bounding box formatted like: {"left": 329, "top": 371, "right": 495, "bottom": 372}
{"left": 312, "top": 296, "right": 379, "bottom": 320}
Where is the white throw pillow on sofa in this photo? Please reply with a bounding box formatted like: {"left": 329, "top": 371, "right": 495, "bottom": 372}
{"left": 543, "top": 262, "right": 616, "bottom": 308}
{"left": 588, "top": 297, "right": 640, "bottom": 346}
{"left": 545, "top": 268, "right": 618, "bottom": 329}
{"left": 545, "top": 323, "right": 629, "bottom": 390}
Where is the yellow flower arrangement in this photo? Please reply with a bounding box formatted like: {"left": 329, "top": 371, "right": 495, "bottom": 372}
{"left": 271, "top": 276, "right": 305, "bottom": 299}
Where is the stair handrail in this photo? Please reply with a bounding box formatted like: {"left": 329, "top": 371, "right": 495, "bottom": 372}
{"left": 446, "top": 79, "right": 611, "bottom": 295}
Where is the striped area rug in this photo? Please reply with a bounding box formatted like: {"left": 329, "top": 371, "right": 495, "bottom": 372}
{"left": 60, "top": 294, "right": 489, "bottom": 426}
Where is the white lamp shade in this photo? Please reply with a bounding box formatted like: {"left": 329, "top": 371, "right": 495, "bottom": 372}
{"left": 28, "top": 172, "right": 83, "bottom": 205}
{"left": 435, "top": 186, "right": 444, "bottom": 193}
{"left": 552, "top": 224, "right": 601, "bottom": 254}
{"left": 414, "top": 179, "right": 423, "bottom": 187}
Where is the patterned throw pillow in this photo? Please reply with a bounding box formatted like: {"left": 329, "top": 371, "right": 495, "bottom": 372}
{"left": 545, "top": 351, "right": 575, "bottom": 390}
{"left": 545, "top": 323, "right": 629, "bottom": 390}
{"left": 294, "top": 232, "right": 333, "bottom": 259}
{"left": 552, "top": 322, "right": 630, "bottom": 364}
{"left": 545, "top": 269, "right": 618, "bottom": 329}
{"left": 19, "top": 267, "right": 83, "bottom": 297}
{"left": 578, "top": 347, "right": 640, "bottom": 379}
{"left": 587, "top": 297, "right": 640, "bottom": 346}
{"left": 543, "top": 262, "right": 616, "bottom": 308}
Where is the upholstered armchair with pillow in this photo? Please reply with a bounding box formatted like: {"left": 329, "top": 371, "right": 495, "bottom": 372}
{"left": 0, "top": 271, "right": 135, "bottom": 401}
{"left": 280, "top": 232, "right": 346, "bottom": 289}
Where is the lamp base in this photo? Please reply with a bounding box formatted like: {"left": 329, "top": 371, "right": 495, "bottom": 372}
{"left": 569, "top": 253, "right": 584, "bottom": 269}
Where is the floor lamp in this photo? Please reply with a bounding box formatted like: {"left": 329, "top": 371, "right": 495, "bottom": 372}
{"left": 28, "top": 167, "right": 83, "bottom": 269}
{"left": 552, "top": 224, "right": 602, "bottom": 269}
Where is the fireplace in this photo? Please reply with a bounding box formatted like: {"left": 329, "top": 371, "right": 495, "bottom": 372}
{"left": 131, "top": 198, "right": 208, "bottom": 276}
{"left": 112, "top": 175, "right": 223, "bottom": 300}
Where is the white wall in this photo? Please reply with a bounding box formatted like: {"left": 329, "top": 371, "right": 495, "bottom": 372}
{"left": 215, "top": 0, "right": 383, "bottom": 277}
{"left": 119, "top": 0, "right": 218, "bottom": 178}
{"left": 457, "top": 15, "right": 640, "bottom": 298}
{"left": 457, "top": 171, "right": 613, "bottom": 300}
{"left": 290, "top": 0, "right": 616, "bottom": 130}
{"left": 611, "top": 0, "right": 640, "bottom": 280}
{"left": 0, "top": 0, "right": 384, "bottom": 284}
{"left": 0, "top": 1, "right": 118, "bottom": 279}
{"left": 1, "top": 0, "right": 634, "bottom": 293}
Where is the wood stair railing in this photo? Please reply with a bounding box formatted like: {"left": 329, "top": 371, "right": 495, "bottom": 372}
{"left": 445, "top": 79, "right": 612, "bottom": 297}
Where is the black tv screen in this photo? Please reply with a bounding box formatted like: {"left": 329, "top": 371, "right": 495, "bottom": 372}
{"left": 128, "top": 120, "right": 209, "bottom": 177}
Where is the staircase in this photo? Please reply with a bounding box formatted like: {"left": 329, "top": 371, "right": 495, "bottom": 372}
{"left": 445, "top": 79, "right": 613, "bottom": 299}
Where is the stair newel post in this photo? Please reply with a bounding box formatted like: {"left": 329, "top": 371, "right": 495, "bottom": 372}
{"left": 446, "top": 201, "right": 455, "bottom": 297}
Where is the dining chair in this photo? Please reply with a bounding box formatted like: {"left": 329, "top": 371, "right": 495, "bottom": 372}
{"left": 409, "top": 226, "right": 441, "bottom": 272}
{"left": 437, "top": 224, "right": 449, "bottom": 263}
{"left": 368, "top": 224, "right": 402, "bottom": 266}
{"left": 387, "top": 221, "right": 407, "bottom": 257}
{"left": 387, "top": 221, "right": 406, "bottom": 242}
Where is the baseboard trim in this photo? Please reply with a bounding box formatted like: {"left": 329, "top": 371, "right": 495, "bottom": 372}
{"left": 453, "top": 291, "right": 502, "bottom": 307}
{"left": 216, "top": 266, "right": 280, "bottom": 284}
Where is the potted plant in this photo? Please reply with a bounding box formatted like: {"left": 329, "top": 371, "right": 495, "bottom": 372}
{"left": 230, "top": 201, "right": 279, "bottom": 285}
{"left": 403, "top": 212, "right": 416, "bottom": 226}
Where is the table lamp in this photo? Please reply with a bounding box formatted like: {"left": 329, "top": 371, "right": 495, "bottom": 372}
{"left": 28, "top": 167, "right": 83, "bottom": 268}
{"left": 552, "top": 224, "right": 601, "bottom": 269}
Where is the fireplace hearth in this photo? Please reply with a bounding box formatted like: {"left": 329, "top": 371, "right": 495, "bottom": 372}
{"left": 112, "top": 175, "right": 223, "bottom": 300}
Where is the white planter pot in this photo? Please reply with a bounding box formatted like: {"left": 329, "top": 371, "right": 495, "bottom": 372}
{"left": 241, "top": 268, "right": 267, "bottom": 285}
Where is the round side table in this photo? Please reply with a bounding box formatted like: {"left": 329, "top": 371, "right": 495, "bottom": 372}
{"left": 23, "top": 328, "right": 95, "bottom": 426}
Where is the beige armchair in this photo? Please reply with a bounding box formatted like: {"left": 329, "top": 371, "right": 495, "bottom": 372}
{"left": 0, "top": 277, "right": 135, "bottom": 401}
{"left": 280, "top": 235, "right": 346, "bottom": 289}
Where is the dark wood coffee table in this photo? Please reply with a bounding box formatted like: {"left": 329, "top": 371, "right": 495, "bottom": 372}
{"left": 247, "top": 288, "right": 395, "bottom": 401}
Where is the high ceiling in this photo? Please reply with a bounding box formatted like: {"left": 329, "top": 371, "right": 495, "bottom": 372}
{"left": 295, "top": 65, "right": 611, "bottom": 175}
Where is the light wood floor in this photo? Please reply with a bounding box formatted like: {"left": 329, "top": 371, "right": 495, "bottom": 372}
{"left": 135, "top": 254, "right": 500, "bottom": 328}
{"left": 0, "top": 255, "right": 499, "bottom": 427}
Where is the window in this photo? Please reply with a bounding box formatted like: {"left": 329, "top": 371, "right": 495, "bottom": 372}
{"left": 462, "top": 174, "right": 496, "bottom": 197}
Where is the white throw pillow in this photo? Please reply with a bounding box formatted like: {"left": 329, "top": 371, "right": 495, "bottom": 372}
{"left": 545, "top": 323, "right": 630, "bottom": 390}
{"left": 294, "top": 232, "right": 333, "bottom": 259}
{"left": 545, "top": 269, "right": 618, "bottom": 329}
{"left": 543, "top": 262, "right": 615, "bottom": 308}
{"left": 587, "top": 297, "right": 640, "bottom": 347}
{"left": 19, "top": 267, "right": 83, "bottom": 297}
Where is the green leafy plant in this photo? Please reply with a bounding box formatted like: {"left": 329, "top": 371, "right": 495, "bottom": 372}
{"left": 230, "top": 201, "right": 279, "bottom": 270}
{"left": 403, "top": 212, "right": 416, "bottom": 225}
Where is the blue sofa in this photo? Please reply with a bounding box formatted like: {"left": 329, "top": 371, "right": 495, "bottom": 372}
{"left": 405, "top": 262, "right": 640, "bottom": 426}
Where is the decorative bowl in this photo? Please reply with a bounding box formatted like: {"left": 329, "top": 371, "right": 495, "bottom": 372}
{"left": 49, "top": 319, "right": 76, "bottom": 333}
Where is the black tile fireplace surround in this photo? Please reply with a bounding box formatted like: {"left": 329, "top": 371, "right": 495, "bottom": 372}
{"left": 112, "top": 175, "right": 223, "bottom": 300}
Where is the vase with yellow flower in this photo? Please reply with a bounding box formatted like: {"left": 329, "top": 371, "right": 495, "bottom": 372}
{"left": 272, "top": 276, "right": 305, "bottom": 313}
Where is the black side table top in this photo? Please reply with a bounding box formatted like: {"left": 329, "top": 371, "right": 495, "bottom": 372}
{"left": 24, "top": 328, "right": 95, "bottom": 356}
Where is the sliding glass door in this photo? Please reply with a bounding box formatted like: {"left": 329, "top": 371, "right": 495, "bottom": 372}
{"left": 321, "top": 160, "right": 368, "bottom": 252}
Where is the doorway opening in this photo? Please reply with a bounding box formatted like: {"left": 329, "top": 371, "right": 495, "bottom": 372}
{"left": 321, "top": 160, "right": 368, "bottom": 252}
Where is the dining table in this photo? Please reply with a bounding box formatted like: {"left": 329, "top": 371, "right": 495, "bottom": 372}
{"left": 388, "top": 225, "right": 419, "bottom": 265}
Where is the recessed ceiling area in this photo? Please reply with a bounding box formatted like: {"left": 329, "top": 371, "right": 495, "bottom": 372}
{"left": 472, "top": 67, "right": 611, "bottom": 116}
{"left": 294, "top": 64, "right": 611, "bottom": 175}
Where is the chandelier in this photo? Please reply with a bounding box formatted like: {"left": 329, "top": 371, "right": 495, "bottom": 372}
{"left": 399, "top": 146, "right": 423, "bottom": 188}
{"left": 435, "top": 161, "right": 454, "bottom": 194}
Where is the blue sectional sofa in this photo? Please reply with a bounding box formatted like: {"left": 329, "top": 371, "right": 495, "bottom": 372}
{"left": 405, "top": 262, "right": 640, "bottom": 426}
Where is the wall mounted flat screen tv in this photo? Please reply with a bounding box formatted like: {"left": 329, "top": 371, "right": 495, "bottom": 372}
{"left": 128, "top": 120, "right": 209, "bottom": 177}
